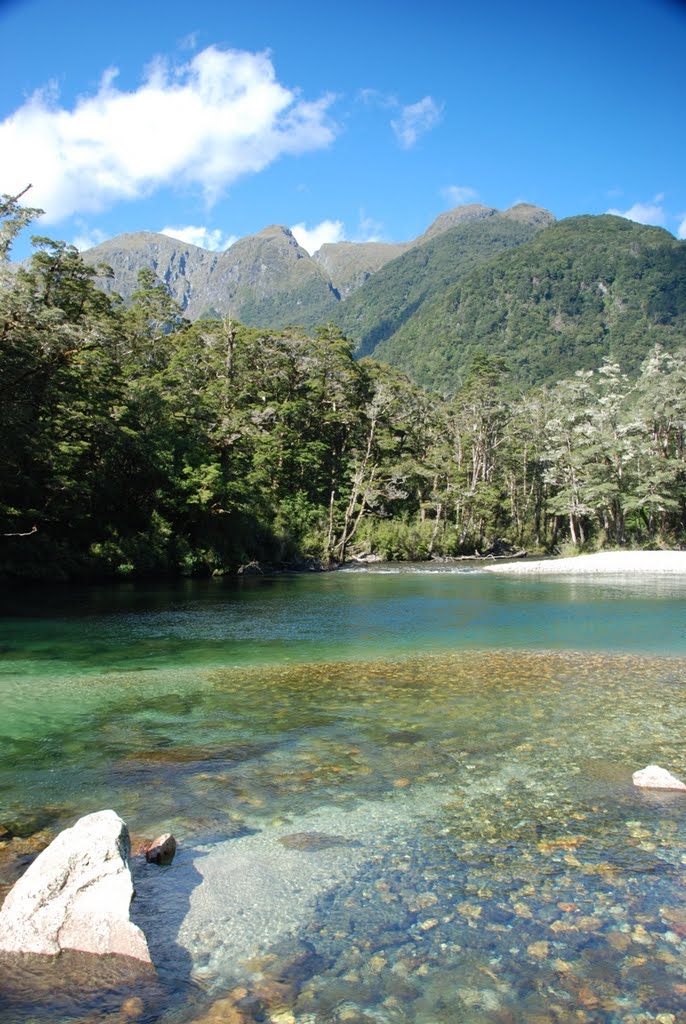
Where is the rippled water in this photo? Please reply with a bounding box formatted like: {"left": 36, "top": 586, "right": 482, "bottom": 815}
{"left": 1, "top": 566, "right": 686, "bottom": 1023}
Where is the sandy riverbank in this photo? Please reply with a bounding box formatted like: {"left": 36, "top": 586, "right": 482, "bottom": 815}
{"left": 483, "top": 550, "right": 686, "bottom": 575}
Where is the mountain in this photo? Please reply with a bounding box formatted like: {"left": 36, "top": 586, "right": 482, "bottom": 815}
{"left": 332, "top": 204, "right": 554, "bottom": 356}
{"left": 412, "top": 202, "right": 502, "bottom": 244}
{"left": 372, "top": 215, "right": 686, "bottom": 392}
{"left": 77, "top": 205, "right": 686, "bottom": 394}
{"left": 194, "top": 225, "right": 339, "bottom": 327}
{"left": 81, "top": 203, "right": 552, "bottom": 331}
{"left": 83, "top": 224, "right": 339, "bottom": 328}
{"left": 81, "top": 230, "right": 218, "bottom": 312}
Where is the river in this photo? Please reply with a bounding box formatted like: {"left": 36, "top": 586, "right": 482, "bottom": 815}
{"left": 1, "top": 564, "right": 685, "bottom": 1023}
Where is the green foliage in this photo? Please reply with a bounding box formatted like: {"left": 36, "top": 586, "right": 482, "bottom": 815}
{"left": 356, "top": 518, "right": 435, "bottom": 561}
{"left": 376, "top": 216, "right": 686, "bottom": 393}
{"left": 0, "top": 187, "right": 43, "bottom": 261}
{"left": 237, "top": 276, "right": 339, "bottom": 332}
{"left": 2, "top": 199, "right": 686, "bottom": 580}
{"left": 333, "top": 215, "right": 545, "bottom": 357}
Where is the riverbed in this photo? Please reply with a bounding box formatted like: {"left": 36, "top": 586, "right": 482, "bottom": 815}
{"left": 1, "top": 565, "right": 685, "bottom": 1023}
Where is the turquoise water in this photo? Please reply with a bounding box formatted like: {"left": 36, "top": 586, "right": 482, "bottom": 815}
{"left": 1, "top": 565, "right": 686, "bottom": 1023}
{"left": 2, "top": 567, "right": 686, "bottom": 676}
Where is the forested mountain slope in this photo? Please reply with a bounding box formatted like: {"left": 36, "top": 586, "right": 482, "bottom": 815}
{"left": 374, "top": 215, "right": 686, "bottom": 392}
{"left": 334, "top": 204, "right": 554, "bottom": 355}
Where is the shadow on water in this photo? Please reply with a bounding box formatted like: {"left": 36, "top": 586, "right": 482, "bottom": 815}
{"left": 130, "top": 846, "right": 208, "bottom": 1020}
{"left": 0, "top": 948, "right": 166, "bottom": 1022}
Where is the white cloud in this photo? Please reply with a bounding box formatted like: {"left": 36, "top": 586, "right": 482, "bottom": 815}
{"left": 677, "top": 216, "right": 686, "bottom": 240}
{"left": 357, "top": 88, "right": 397, "bottom": 109}
{"left": 607, "top": 193, "right": 667, "bottom": 228}
{"left": 0, "top": 46, "right": 336, "bottom": 223}
{"left": 160, "top": 224, "right": 236, "bottom": 251}
{"left": 441, "top": 185, "right": 479, "bottom": 207}
{"left": 290, "top": 219, "right": 345, "bottom": 254}
{"left": 390, "top": 96, "right": 443, "bottom": 149}
{"left": 355, "top": 210, "right": 384, "bottom": 242}
{"left": 71, "top": 226, "right": 108, "bottom": 251}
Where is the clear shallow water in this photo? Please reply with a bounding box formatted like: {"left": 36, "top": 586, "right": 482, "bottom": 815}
{"left": 2, "top": 567, "right": 686, "bottom": 675}
{"left": 1, "top": 567, "right": 686, "bottom": 1023}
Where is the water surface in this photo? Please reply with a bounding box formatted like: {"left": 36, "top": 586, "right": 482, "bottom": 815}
{"left": 1, "top": 566, "right": 685, "bottom": 1023}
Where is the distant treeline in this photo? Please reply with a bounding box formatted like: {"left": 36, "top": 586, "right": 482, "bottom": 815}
{"left": 1, "top": 195, "right": 685, "bottom": 580}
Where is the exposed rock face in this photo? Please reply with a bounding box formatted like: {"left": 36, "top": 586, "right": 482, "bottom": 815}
{"left": 313, "top": 240, "right": 410, "bottom": 299}
{"left": 83, "top": 225, "right": 339, "bottom": 327}
{"left": 0, "top": 809, "right": 151, "bottom": 962}
{"left": 413, "top": 203, "right": 499, "bottom": 245}
{"left": 82, "top": 231, "right": 218, "bottom": 312}
{"left": 632, "top": 764, "right": 686, "bottom": 791}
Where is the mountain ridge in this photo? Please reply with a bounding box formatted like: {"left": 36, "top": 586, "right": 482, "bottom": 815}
{"left": 81, "top": 202, "right": 555, "bottom": 328}
{"left": 75, "top": 204, "right": 686, "bottom": 395}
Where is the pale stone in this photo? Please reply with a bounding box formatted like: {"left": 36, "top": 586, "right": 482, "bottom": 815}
{"left": 0, "top": 809, "right": 150, "bottom": 962}
{"left": 632, "top": 765, "right": 686, "bottom": 791}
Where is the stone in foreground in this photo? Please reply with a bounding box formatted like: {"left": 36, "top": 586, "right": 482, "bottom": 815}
{"left": 145, "top": 833, "right": 177, "bottom": 865}
{"left": 632, "top": 764, "right": 686, "bottom": 791}
{"left": 0, "top": 809, "right": 151, "bottom": 962}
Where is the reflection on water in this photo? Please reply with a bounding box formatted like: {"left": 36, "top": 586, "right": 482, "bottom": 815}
{"left": 0, "top": 574, "right": 686, "bottom": 1022}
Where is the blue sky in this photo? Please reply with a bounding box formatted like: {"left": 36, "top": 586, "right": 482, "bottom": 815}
{"left": 1, "top": 0, "right": 685, "bottom": 259}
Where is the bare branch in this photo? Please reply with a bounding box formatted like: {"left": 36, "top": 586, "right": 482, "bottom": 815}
{"left": 2, "top": 525, "right": 38, "bottom": 537}
{"left": 0, "top": 184, "right": 32, "bottom": 217}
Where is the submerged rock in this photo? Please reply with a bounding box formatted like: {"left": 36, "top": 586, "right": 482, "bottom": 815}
{"left": 632, "top": 765, "right": 686, "bottom": 791}
{"left": 0, "top": 809, "right": 151, "bottom": 962}
{"left": 278, "top": 832, "right": 361, "bottom": 851}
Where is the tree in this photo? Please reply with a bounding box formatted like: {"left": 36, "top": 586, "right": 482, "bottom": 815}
{"left": 0, "top": 185, "right": 42, "bottom": 262}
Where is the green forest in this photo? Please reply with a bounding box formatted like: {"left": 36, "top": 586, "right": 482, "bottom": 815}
{"left": 368, "top": 216, "right": 686, "bottom": 391}
{"left": 2, "top": 193, "right": 685, "bottom": 581}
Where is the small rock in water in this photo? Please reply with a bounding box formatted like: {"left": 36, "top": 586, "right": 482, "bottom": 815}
{"left": 632, "top": 765, "right": 686, "bottom": 791}
{"left": 527, "top": 940, "right": 549, "bottom": 959}
{"left": 144, "top": 833, "right": 177, "bottom": 865}
{"left": 120, "top": 995, "right": 146, "bottom": 1019}
{"left": 194, "top": 996, "right": 247, "bottom": 1024}
{"left": 270, "top": 1011, "right": 296, "bottom": 1024}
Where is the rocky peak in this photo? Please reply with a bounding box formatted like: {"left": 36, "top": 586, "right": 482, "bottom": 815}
{"left": 254, "top": 224, "right": 304, "bottom": 249}
{"left": 256, "top": 224, "right": 295, "bottom": 237}
{"left": 502, "top": 203, "right": 556, "bottom": 227}
{"left": 414, "top": 204, "right": 499, "bottom": 245}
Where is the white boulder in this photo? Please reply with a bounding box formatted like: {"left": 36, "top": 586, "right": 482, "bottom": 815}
{"left": 632, "top": 764, "right": 686, "bottom": 791}
{"left": 0, "top": 809, "right": 150, "bottom": 962}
